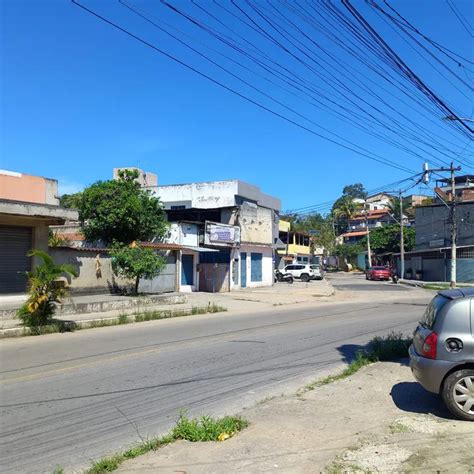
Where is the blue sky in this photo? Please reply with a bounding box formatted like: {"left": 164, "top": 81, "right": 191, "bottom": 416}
{"left": 1, "top": 0, "right": 473, "bottom": 212}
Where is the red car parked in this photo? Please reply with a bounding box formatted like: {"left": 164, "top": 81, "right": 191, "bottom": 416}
{"left": 366, "top": 266, "right": 391, "bottom": 281}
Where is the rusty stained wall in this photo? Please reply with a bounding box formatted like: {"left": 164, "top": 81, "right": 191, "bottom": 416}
{"left": 238, "top": 202, "right": 274, "bottom": 245}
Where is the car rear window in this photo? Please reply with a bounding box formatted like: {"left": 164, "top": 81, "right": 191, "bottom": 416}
{"left": 372, "top": 266, "right": 387, "bottom": 270}
{"left": 420, "top": 295, "right": 449, "bottom": 329}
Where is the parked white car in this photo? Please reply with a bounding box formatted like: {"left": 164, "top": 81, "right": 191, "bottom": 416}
{"left": 283, "top": 264, "right": 323, "bottom": 282}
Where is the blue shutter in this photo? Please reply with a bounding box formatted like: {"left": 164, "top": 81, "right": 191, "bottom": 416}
{"left": 250, "top": 253, "right": 262, "bottom": 282}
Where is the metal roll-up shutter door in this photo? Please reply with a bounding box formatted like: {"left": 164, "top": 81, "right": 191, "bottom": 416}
{"left": 0, "top": 226, "right": 33, "bottom": 293}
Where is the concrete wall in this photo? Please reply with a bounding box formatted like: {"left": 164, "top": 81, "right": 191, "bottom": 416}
{"left": 50, "top": 248, "right": 129, "bottom": 293}
{"left": 403, "top": 255, "right": 474, "bottom": 283}
{"left": 415, "top": 202, "right": 474, "bottom": 250}
{"left": 113, "top": 167, "right": 158, "bottom": 187}
{"left": 239, "top": 202, "right": 274, "bottom": 245}
{"left": 156, "top": 181, "right": 238, "bottom": 209}
{"left": 154, "top": 180, "right": 281, "bottom": 212}
{"left": 163, "top": 223, "right": 199, "bottom": 247}
{"left": 237, "top": 245, "right": 273, "bottom": 288}
{"left": 0, "top": 170, "right": 59, "bottom": 205}
{"left": 50, "top": 248, "right": 178, "bottom": 294}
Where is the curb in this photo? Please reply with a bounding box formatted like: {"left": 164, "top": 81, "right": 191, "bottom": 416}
{"left": 399, "top": 280, "right": 424, "bottom": 288}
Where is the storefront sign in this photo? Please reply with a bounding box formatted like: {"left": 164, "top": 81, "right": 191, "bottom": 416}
{"left": 205, "top": 222, "right": 240, "bottom": 247}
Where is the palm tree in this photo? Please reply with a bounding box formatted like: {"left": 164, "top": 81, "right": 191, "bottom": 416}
{"left": 17, "top": 249, "right": 78, "bottom": 328}
{"left": 386, "top": 197, "right": 412, "bottom": 223}
{"left": 332, "top": 196, "right": 361, "bottom": 232}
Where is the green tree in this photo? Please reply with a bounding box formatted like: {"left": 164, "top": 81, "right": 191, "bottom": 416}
{"left": 360, "top": 224, "right": 415, "bottom": 254}
{"left": 294, "top": 213, "right": 336, "bottom": 255}
{"left": 79, "top": 169, "right": 168, "bottom": 244}
{"left": 386, "top": 197, "right": 412, "bottom": 223}
{"left": 110, "top": 244, "right": 166, "bottom": 295}
{"left": 332, "top": 195, "right": 361, "bottom": 233}
{"left": 342, "top": 183, "right": 367, "bottom": 199}
{"left": 17, "top": 250, "right": 78, "bottom": 329}
{"left": 59, "top": 192, "right": 83, "bottom": 209}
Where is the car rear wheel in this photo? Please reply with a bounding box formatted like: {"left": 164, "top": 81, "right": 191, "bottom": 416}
{"left": 441, "top": 369, "right": 474, "bottom": 421}
{"left": 301, "top": 273, "right": 310, "bottom": 282}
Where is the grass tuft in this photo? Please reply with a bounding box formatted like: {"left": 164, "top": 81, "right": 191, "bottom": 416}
{"left": 171, "top": 412, "right": 248, "bottom": 442}
{"left": 389, "top": 420, "right": 412, "bottom": 434}
{"left": 86, "top": 413, "right": 247, "bottom": 473}
{"left": 14, "top": 304, "right": 227, "bottom": 338}
{"left": 118, "top": 313, "right": 129, "bottom": 325}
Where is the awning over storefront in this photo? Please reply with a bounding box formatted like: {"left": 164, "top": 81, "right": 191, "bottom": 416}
{"left": 183, "top": 246, "right": 219, "bottom": 253}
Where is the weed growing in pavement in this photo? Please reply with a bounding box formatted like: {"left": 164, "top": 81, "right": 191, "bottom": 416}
{"left": 171, "top": 411, "right": 248, "bottom": 442}
{"left": 11, "top": 305, "right": 227, "bottom": 338}
{"left": 117, "top": 313, "right": 129, "bottom": 325}
{"left": 86, "top": 414, "right": 248, "bottom": 473}
{"left": 369, "top": 332, "right": 412, "bottom": 361}
{"left": 303, "top": 332, "right": 412, "bottom": 392}
{"left": 52, "top": 467, "right": 64, "bottom": 474}
{"left": 389, "top": 420, "right": 412, "bottom": 434}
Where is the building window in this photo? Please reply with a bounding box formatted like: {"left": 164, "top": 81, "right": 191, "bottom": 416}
{"left": 250, "top": 253, "right": 262, "bottom": 282}
{"left": 303, "top": 236, "right": 310, "bottom": 247}
{"left": 279, "top": 231, "right": 288, "bottom": 244}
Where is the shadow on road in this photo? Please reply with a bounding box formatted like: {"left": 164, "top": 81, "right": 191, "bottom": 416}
{"left": 390, "top": 382, "right": 454, "bottom": 420}
{"left": 336, "top": 344, "right": 410, "bottom": 367}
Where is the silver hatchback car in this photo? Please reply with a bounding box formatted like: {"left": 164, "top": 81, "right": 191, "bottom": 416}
{"left": 409, "top": 288, "right": 474, "bottom": 421}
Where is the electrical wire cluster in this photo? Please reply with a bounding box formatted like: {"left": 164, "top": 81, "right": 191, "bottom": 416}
{"left": 72, "top": 0, "right": 473, "bottom": 198}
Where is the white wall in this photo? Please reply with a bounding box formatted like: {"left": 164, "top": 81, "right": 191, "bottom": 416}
{"left": 237, "top": 245, "right": 274, "bottom": 288}
{"left": 154, "top": 181, "right": 238, "bottom": 209}
{"left": 163, "top": 223, "right": 199, "bottom": 247}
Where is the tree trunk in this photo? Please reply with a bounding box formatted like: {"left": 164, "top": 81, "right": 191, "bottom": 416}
{"left": 134, "top": 276, "right": 140, "bottom": 295}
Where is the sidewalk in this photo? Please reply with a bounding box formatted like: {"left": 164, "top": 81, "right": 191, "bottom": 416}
{"left": 117, "top": 361, "right": 474, "bottom": 473}
{"left": 400, "top": 279, "right": 474, "bottom": 288}
{"left": 0, "top": 280, "right": 334, "bottom": 336}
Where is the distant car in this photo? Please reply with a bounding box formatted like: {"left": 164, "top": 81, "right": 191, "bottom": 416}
{"left": 283, "top": 264, "right": 322, "bottom": 282}
{"left": 409, "top": 288, "right": 474, "bottom": 421}
{"left": 365, "top": 266, "right": 391, "bottom": 281}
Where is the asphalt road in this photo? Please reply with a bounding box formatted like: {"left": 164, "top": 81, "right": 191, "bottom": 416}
{"left": 328, "top": 271, "right": 408, "bottom": 292}
{"left": 0, "top": 280, "right": 430, "bottom": 473}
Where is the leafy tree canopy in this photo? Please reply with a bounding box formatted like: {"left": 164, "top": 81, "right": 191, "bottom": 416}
{"left": 110, "top": 244, "right": 165, "bottom": 294}
{"left": 79, "top": 169, "right": 168, "bottom": 244}
{"left": 59, "top": 192, "right": 83, "bottom": 209}
{"left": 342, "top": 183, "right": 367, "bottom": 199}
{"left": 360, "top": 224, "right": 415, "bottom": 254}
{"left": 280, "top": 212, "right": 336, "bottom": 255}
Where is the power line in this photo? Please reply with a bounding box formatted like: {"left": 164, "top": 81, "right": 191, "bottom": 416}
{"left": 287, "top": 174, "right": 422, "bottom": 215}
{"left": 446, "top": 0, "right": 474, "bottom": 38}
{"left": 72, "top": 0, "right": 416, "bottom": 174}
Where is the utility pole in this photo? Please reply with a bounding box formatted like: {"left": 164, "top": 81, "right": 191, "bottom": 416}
{"left": 399, "top": 190, "right": 405, "bottom": 279}
{"left": 423, "top": 162, "right": 461, "bottom": 288}
{"left": 365, "top": 201, "right": 372, "bottom": 268}
{"left": 450, "top": 163, "right": 457, "bottom": 289}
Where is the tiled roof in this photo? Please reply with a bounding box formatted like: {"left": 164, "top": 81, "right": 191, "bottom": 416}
{"left": 340, "top": 230, "right": 369, "bottom": 238}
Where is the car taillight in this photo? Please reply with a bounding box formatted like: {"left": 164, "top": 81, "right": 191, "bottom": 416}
{"left": 422, "top": 331, "right": 438, "bottom": 359}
